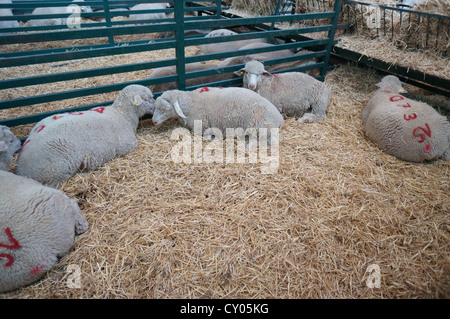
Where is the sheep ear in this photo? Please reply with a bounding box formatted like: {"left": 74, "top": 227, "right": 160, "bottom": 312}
{"left": 375, "top": 82, "right": 382, "bottom": 88}
{"left": 133, "top": 95, "right": 144, "bottom": 106}
{"left": 399, "top": 87, "right": 408, "bottom": 94}
{"left": 173, "top": 100, "right": 187, "bottom": 119}
{"left": 234, "top": 69, "right": 245, "bottom": 77}
{"left": 263, "top": 71, "right": 273, "bottom": 77}
{"left": 0, "top": 141, "right": 7, "bottom": 152}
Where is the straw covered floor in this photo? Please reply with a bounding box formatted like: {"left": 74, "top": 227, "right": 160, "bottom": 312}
{"left": 1, "top": 54, "right": 449, "bottom": 297}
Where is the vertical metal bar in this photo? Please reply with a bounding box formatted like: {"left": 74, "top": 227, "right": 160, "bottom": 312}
{"left": 425, "top": 15, "right": 430, "bottom": 48}
{"left": 174, "top": 0, "right": 186, "bottom": 90}
{"left": 319, "top": 0, "right": 342, "bottom": 80}
{"left": 216, "top": 0, "right": 222, "bottom": 20}
{"left": 102, "top": 0, "right": 115, "bottom": 45}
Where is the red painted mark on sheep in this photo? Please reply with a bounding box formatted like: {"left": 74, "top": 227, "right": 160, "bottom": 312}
{"left": 69, "top": 112, "right": 84, "bottom": 115}
{"left": 21, "top": 140, "right": 31, "bottom": 150}
{"left": 34, "top": 125, "right": 45, "bottom": 133}
{"left": 413, "top": 123, "right": 432, "bottom": 143}
{"left": 0, "top": 253, "right": 14, "bottom": 267}
{"left": 383, "top": 90, "right": 393, "bottom": 94}
{"left": 398, "top": 102, "right": 412, "bottom": 108}
{"left": 0, "top": 227, "right": 22, "bottom": 250}
{"left": 403, "top": 113, "right": 417, "bottom": 121}
{"left": 52, "top": 115, "right": 64, "bottom": 120}
{"left": 30, "top": 264, "right": 46, "bottom": 275}
{"left": 199, "top": 87, "right": 209, "bottom": 93}
{"left": 425, "top": 144, "right": 431, "bottom": 152}
{"left": 389, "top": 95, "right": 404, "bottom": 102}
{"left": 90, "top": 107, "right": 105, "bottom": 114}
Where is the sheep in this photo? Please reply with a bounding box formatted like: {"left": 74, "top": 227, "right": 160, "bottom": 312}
{"left": 16, "top": 85, "right": 155, "bottom": 187}
{"left": 0, "top": 125, "right": 21, "bottom": 171}
{"left": 236, "top": 60, "right": 330, "bottom": 123}
{"left": 128, "top": 3, "right": 168, "bottom": 23}
{"left": 149, "top": 61, "right": 235, "bottom": 92}
{"left": 151, "top": 86, "right": 284, "bottom": 145}
{"left": 361, "top": 75, "right": 450, "bottom": 162}
{"left": 0, "top": 0, "right": 19, "bottom": 32}
{"left": 199, "top": 29, "right": 267, "bottom": 55}
{"left": 0, "top": 170, "right": 88, "bottom": 293}
{"left": 27, "top": 0, "right": 93, "bottom": 27}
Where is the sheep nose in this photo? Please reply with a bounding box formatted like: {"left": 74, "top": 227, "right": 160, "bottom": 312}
{"left": 248, "top": 84, "right": 256, "bottom": 90}
{"left": 152, "top": 119, "right": 158, "bottom": 125}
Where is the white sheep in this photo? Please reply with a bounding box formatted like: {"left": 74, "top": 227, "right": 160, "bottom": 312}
{"left": 0, "top": 125, "right": 21, "bottom": 171}
{"left": 27, "top": 0, "right": 93, "bottom": 27}
{"left": 16, "top": 85, "right": 155, "bottom": 187}
{"left": 128, "top": 3, "right": 167, "bottom": 23}
{"left": 152, "top": 86, "right": 284, "bottom": 144}
{"left": 237, "top": 60, "right": 330, "bottom": 123}
{"left": 0, "top": 0, "right": 19, "bottom": 32}
{"left": 0, "top": 170, "right": 88, "bottom": 293}
{"left": 199, "top": 28, "right": 267, "bottom": 55}
{"left": 362, "top": 75, "right": 450, "bottom": 162}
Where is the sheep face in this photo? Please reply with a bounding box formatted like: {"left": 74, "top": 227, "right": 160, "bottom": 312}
{"left": 117, "top": 85, "right": 156, "bottom": 116}
{"left": 375, "top": 75, "right": 407, "bottom": 94}
{"left": 237, "top": 60, "right": 272, "bottom": 91}
{"left": 0, "top": 126, "right": 21, "bottom": 155}
{"left": 152, "top": 93, "right": 186, "bottom": 126}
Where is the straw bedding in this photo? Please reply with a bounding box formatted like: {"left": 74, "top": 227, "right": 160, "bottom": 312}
{"left": 1, "top": 53, "right": 449, "bottom": 297}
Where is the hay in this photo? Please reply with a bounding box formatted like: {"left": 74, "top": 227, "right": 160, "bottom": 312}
{"left": 1, "top": 59, "right": 449, "bottom": 298}
{"left": 335, "top": 34, "right": 450, "bottom": 79}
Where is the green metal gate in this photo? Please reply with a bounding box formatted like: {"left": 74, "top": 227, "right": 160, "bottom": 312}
{"left": 0, "top": 0, "right": 343, "bottom": 130}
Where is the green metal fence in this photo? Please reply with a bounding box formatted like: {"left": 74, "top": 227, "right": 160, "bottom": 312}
{"left": 0, "top": 0, "right": 343, "bottom": 129}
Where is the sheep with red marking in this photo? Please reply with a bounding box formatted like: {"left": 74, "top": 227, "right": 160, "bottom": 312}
{"left": 0, "top": 170, "right": 88, "bottom": 293}
{"left": 16, "top": 85, "right": 155, "bottom": 187}
{"left": 237, "top": 60, "right": 330, "bottom": 123}
{"left": 151, "top": 86, "right": 283, "bottom": 145}
{"left": 0, "top": 125, "right": 21, "bottom": 171}
{"left": 362, "top": 75, "right": 450, "bottom": 162}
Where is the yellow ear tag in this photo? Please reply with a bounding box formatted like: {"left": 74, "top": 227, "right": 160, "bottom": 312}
{"left": 132, "top": 98, "right": 137, "bottom": 106}
{"left": 399, "top": 88, "right": 405, "bottom": 93}
{"left": 239, "top": 71, "right": 244, "bottom": 76}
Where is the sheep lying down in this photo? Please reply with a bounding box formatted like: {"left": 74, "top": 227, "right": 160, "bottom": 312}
{"left": 16, "top": 85, "right": 155, "bottom": 187}
{"left": 152, "top": 87, "right": 284, "bottom": 146}
{"left": 0, "top": 170, "right": 88, "bottom": 293}
{"left": 237, "top": 60, "right": 330, "bottom": 123}
{"left": 362, "top": 75, "right": 450, "bottom": 162}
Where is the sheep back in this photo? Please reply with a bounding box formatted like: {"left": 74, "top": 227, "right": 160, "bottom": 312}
{"left": 362, "top": 90, "right": 450, "bottom": 162}
{"left": 0, "top": 170, "right": 88, "bottom": 293}
{"left": 16, "top": 106, "right": 138, "bottom": 187}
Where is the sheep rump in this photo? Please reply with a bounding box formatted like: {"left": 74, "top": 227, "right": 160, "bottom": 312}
{"left": 0, "top": 170, "right": 88, "bottom": 293}
{"left": 362, "top": 75, "right": 450, "bottom": 162}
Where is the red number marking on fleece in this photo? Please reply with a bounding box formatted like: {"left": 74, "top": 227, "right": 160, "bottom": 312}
{"left": 34, "top": 125, "right": 45, "bottom": 133}
{"left": 30, "top": 264, "right": 46, "bottom": 275}
{"left": 383, "top": 90, "right": 393, "bottom": 94}
{"left": 0, "top": 253, "right": 14, "bottom": 267}
{"left": 90, "top": 107, "right": 105, "bottom": 114}
{"left": 403, "top": 113, "right": 417, "bottom": 121}
{"left": 199, "top": 87, "right": 209, "bottom": 93}
{"left": 413, "top": 123, "right": 432, "bottom": 143}
{"left": 398, "top": 102, "right": 412, "bottom": 108}
{"left": 21, "top": 140, "right": 30, "bottom": 150}
{"left": 425, "top": 144, "right": 431, "bottom": 152}
{"left": 389, "top": 95, "right": 404, "bottom": 102}
{"left": 52, "top": 115, "right": 64, "bottom": 120}
{"left": 0, "top": 227, "right": 22, "bottom": 250}
{"left": 69, "top": 112, "right": 84, "bottom": 115}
